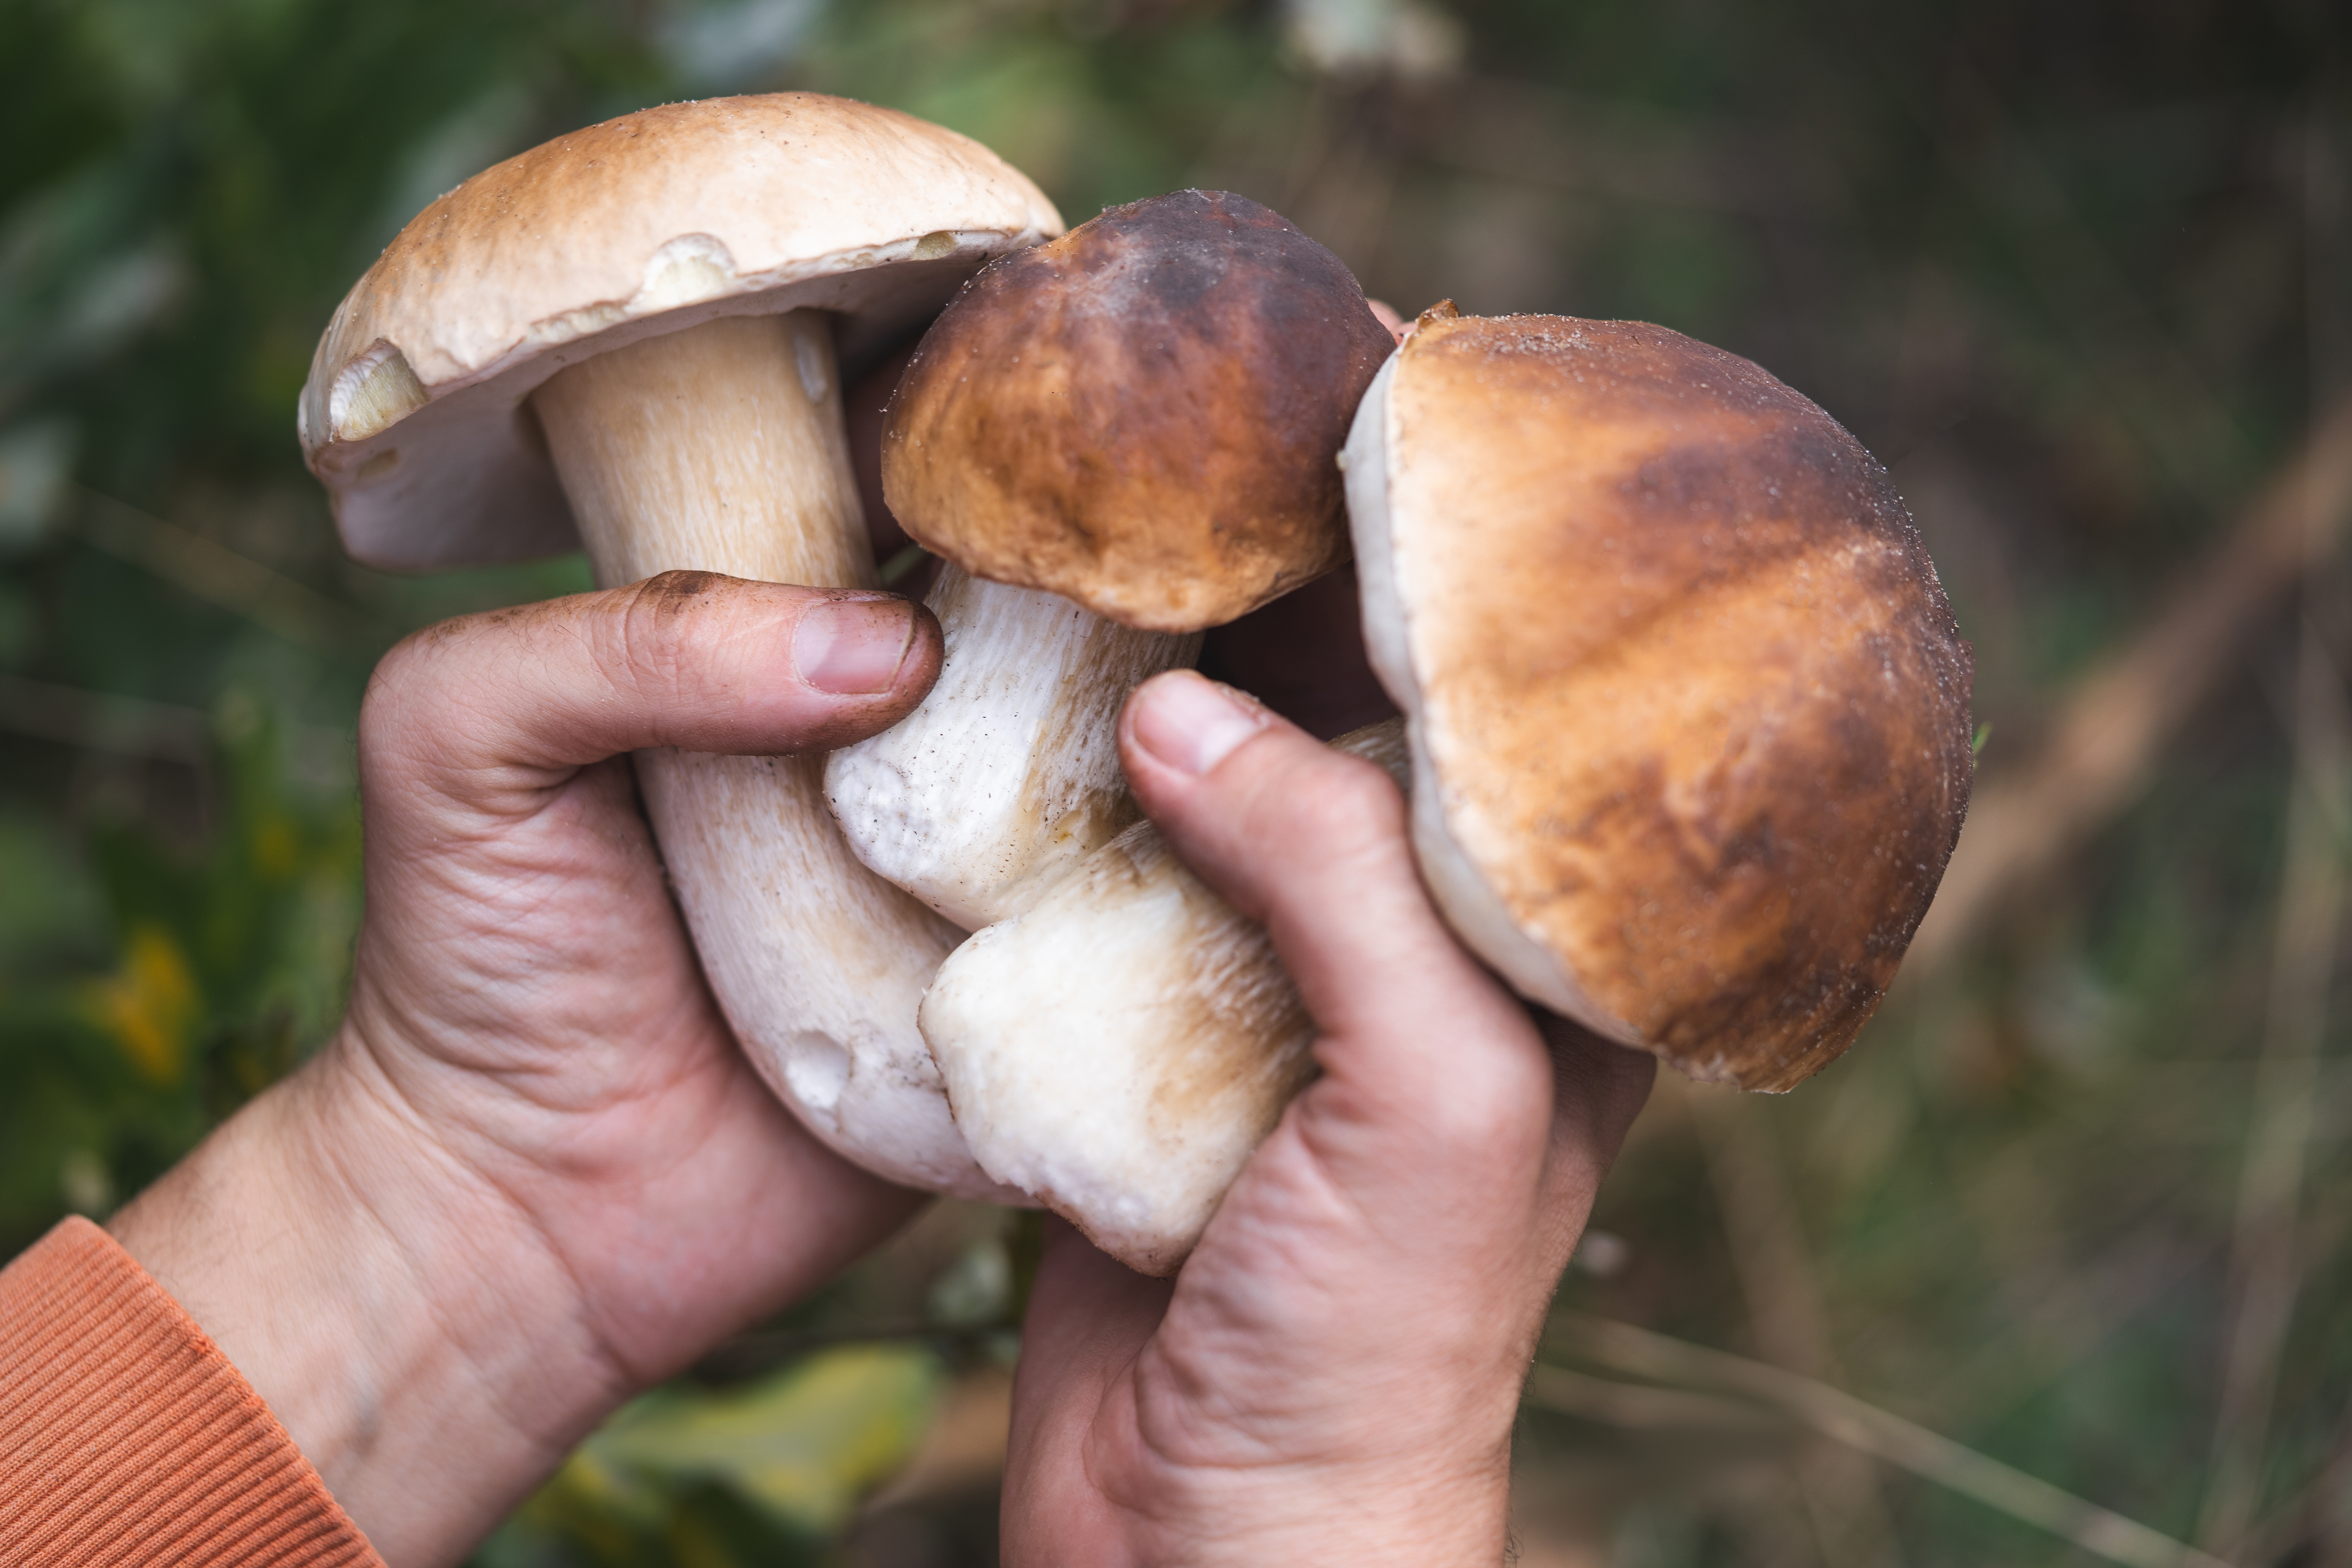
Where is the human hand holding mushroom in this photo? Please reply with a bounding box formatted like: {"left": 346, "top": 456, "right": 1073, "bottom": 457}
{"left": 92, "top": 560, "right": 1649, "bottom": 1567}
{"left": 104, "top": 575, "right": 951, "bottom": 1564}
{"left": 964, "top": 307, "right": 1970, "bottom": 1566}
{"left": 299, "top": 94, "right": 1063, "bottom": 1198}
{"left": 996, "top": 670, "right": 1657, "bottom": 1566}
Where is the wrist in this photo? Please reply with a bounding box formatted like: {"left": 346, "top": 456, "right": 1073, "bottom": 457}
{"left": 1169, "top": 1471, "right": 1508, "bottom": 1567}
{"left": 110, "top": 1026, "right": 626, "bottom": 1566}
{"left": 1089, "top": 1435, "right": 1513, "bottom": 1567}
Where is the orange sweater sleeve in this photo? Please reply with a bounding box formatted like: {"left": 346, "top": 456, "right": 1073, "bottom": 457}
{"left": 0, "top": 1217, "right": 386, "bottom": 1567}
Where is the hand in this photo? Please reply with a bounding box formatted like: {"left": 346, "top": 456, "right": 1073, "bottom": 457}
{"left": 108, "top": 573, "right": 944, "bottom": 1566}
{"left": 1001, "top": 670, "right": 1656, "bottom": 1566}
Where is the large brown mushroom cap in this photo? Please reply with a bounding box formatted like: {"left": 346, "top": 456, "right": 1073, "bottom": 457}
{"left": 1352, "top": 313, "right": 1974, "bottom": 1091}
{"left": 882, "top": 190, "right": 1397, "bottom": 632}
{"left": 300, "top": 93, "right": 1062, "bottom": 571}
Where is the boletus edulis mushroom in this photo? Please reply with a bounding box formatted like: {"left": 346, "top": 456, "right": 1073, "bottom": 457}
{"left": 823, "top": 191, "right": 1397, "bottom": 930}
{"left": 1354, "top": 307, "right": 1975, "bottom": 1089}
{"left": 922, "top": 307, "right": 1974, "bottom": 1272}
{"left": 298, "top": 93, "right": 1061, "bottom": 1196}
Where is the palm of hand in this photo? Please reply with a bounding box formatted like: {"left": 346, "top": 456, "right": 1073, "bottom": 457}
{"left": 1013, "top": 1020, "right": 1645, "bottom": 1568}
{"left": 330, "top": 600, "right": 918, "bottom": 1392}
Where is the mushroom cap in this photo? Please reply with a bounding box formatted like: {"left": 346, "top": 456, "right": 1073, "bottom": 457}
{"left": 300, "top": 93, "right": 1063, "bottom": 572}
{"left": 881, "top": 190, "right": 1396, "bottom": 633}
{"left": 1347, "top": 313, "right": 1974, "bottom": 1091}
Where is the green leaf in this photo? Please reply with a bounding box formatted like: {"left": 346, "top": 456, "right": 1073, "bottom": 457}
{"left": 569, "top": 1346, "right": 943, "bottom": 1538}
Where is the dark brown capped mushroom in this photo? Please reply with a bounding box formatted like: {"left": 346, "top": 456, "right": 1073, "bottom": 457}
{"left": 827, "top": 190, "right": 1396, "bottom": 929}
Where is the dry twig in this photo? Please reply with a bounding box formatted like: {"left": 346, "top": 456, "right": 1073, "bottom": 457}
{"left": 1684, "top": 1085, "right": 1906, "bottom": 1568}
{"left": 1904, "top": 391, "right": 2352, "bottom": 973}
{"left": 72, "top": 486, "right": 365, "bottom": 654}
{"left": 0, "top": 672, "right": 209, "bottom": 762}
{"left": 1540, "top": 1314, "right": 2235, "bottom": 1568}
{"left": 2196, "top": 109, "right": 2352, "bottom": 1555}
{"left": 2196, "top": 606, "right": 2347, "bottom": 1555}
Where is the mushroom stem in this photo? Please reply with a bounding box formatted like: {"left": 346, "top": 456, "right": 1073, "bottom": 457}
{"left": 529, "top": 310, "right": 1005, "bottom": 1198}
{"left": 824, "top": 562, "right": 1200, "bottom": 930}
{"left": 918, "top": 718, "right": 1409, "bottom": 1275}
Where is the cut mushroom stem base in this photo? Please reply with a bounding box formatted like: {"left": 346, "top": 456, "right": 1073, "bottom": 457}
{"left": 918, "top": 719, "right": 1409, "bottom": 1274}
{"left": 825, "top": 562, "right": 1199, "bottom": 931}
{"left": 531, "top": 310, "right": 1010, "bottom": 1198}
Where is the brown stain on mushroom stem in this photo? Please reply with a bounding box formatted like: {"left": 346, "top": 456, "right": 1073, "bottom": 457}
{"left": 1081, "top": 827, "right": 1319, "bottom": 1150}
{"left": 1099, "top": 722, "right": 1402, "bottom": 1156}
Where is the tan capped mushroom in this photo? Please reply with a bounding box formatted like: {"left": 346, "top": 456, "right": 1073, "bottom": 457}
{"left": 1348, "top": 307, "right": 1975, "bottom": 1090}
{"left": 299, "top": 93, "right": 1062, "bottom": 1196}
{"left": 824, "top": 191, "right": 1396, "bottom": 930}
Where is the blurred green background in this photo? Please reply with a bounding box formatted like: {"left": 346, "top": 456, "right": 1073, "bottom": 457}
{"left": 2, "top": 0, "right": 2348, "bottom": 1563}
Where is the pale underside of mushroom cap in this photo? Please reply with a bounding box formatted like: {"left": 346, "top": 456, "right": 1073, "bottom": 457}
{"left": 300, "top": 93, "right": 1062, "bottom": 571}
{"left": 1347, "top": 314, "right": 1974, "bottom": 1093}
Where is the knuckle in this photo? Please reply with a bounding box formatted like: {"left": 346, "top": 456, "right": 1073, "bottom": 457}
{"left": 354, "top": 595, "right": 564, "bottom": 774}
{"left": 1225, "top": 746, "right": 1417, "bottom": 927}
{"left": 1403, "top": 1039, "right": 1557, "bottom": 1162}
{"left": 604, "top": 570, "right": 731, "bottom": 702}
{"left": 1267, "top": 750, "right": 1406, "bottom": 855}
{"left": 356, "top": 624, "right": 451, "bottom": 758}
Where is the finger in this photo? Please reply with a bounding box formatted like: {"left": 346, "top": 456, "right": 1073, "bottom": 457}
{"left": 1542, "top": 1014, "right": 1659, "bottom": 1164}
{"left": 1117, "top": 670, "right": 1546, "bottom": 1125}
{"left": 365, "top": 571, "right": 941, "bottom": 797}
{"left": 1529, "top": 1014, "right": 1658, "bottom": 1268}
{"left": 1004, "top": 1219, "right": 1169, "bottom": 1563}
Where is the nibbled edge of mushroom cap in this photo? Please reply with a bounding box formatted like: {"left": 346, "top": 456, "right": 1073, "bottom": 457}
{"left": 1347, "top": 312, "right": 1975, "bottom": 1093}
{"left": 878, "top": 189, "right": 1397, "bottom": 633}
{"left": 299, "top": 93, "right": 1063, "bottom": 573}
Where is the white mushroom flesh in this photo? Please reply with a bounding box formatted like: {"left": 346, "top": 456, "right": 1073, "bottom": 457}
{"left": 920, "top": 720, "right": 1408, "bottom": 1274}
{"left": 825, "top": 563, "right": 1199, "bottom": 930}
{"left": 532, "top": 310, "right": 1020, "bottom": 1199}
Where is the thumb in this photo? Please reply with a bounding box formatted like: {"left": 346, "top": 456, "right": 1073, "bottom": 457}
{"left": 1118, "top": 670, "right": 1535, "bottom": 1081}
{"left": 363, "top": 571, "right": 940, "bottom": 807}
{"left": 1116, "top": 670, "right": 1561, "bottom": 1235}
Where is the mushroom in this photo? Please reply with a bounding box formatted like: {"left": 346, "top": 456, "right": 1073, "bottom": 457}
{"left": 921, "top": 307, "right": 1975, "bottom": 1270}
{"left": 1349, "top": 307, "right": 1975, "bottom": 1090}
{"left": 298, "top": 93, "right": 1062, "bottom": 1196}
{"left": 919, "top": 719, "right": 1409, "bottom": 1276}
{"left": 823, "top": 190, "right": 1397, "bottom": 929}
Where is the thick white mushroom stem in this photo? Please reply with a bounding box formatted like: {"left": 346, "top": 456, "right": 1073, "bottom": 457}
{"left": 918, "top": 719, "right": 1409, "bottom": 1275}
{"left": 530, "top": 310, "right": 1006, "bottom": 1198}
{"left": 825, "top": 564, "right": 1199, "bottom": 929}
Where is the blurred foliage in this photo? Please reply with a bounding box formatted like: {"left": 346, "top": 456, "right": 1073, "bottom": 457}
{"left": 4, "top": 0, "right": 2350, "bottom": 1564}
{"left": 486, "top": 1346, "right": 943, "bottom": 1566}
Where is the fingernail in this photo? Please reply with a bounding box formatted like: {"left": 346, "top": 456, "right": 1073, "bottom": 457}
{"left": 1131, "top": 671, "right": 1267, "bottom": 777}
{"left": 795, "top": 598, "right": 917, "bottom": 695}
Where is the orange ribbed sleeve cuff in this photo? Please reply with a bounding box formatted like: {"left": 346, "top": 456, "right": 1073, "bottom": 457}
{"left": 0, "top": 1216, "right": 385, "bottom": 1567}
